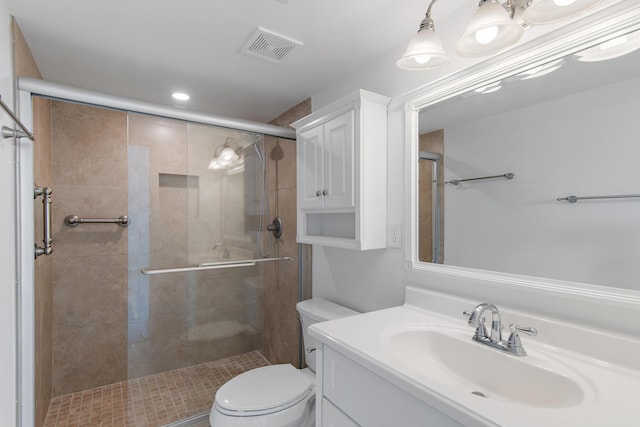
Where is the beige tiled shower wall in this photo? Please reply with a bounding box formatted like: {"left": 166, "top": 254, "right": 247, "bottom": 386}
{"left": 12, "top": 18, "right": 54, "bottom": 427}
{"left": 50, "top": 101, "right": 129, "bottom": 396}
{"left": 126, "top": 114, "right": 189, "bottom": 379}
{"left": 262, "top": 99, "right": 312, "bottom": 367}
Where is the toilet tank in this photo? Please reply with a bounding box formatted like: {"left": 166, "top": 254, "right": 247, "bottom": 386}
{"left": 296, "top": 298, "right": 358, "bottom": 372}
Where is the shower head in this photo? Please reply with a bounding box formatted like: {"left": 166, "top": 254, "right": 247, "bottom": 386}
{"left": 252, "top": 142, "right": 265, "bottom": 165}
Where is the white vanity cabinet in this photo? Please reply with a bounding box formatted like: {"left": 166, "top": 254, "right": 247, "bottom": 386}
{"left": 292, "top": 90, "right": 390, "bottom": 250}
{"left": 315, "top": 344, "right": 464, "bottom": 427}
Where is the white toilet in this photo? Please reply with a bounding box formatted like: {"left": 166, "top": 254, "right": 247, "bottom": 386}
{"left": 209, "top": 298, "right": 358, "bottom": 427}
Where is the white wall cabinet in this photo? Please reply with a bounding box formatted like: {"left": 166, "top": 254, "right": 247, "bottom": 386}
{"left": 298, "top": 110, "right": 354, "bottom": 210}
{"left": 292, "top": 90, "right": 390, "bottom": 250}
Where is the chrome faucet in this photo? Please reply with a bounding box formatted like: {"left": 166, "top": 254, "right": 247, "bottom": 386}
{"left": 466, "top": 303, "right": 502, "bottom": 343}
{"left": 463, "top": 303, "right": 537, "bottom": 356}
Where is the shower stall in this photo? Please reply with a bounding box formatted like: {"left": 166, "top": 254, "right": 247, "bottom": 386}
{"left": 418, "top": 129, "right": 445, "bottom": 264}
{"left": 16, "top": 79, "right": 306, "bottom": 427}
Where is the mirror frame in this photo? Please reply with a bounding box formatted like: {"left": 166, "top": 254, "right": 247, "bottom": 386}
{"left": 403, "top": 0, "right": 640, "bottom": 324}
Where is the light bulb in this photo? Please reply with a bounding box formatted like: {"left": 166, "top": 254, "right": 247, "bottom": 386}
{"left": 414, "top": 54, "right": 432, "bottom": 64}
{"left": 220, "top": 147, "right": 236, "bottom": 161}
{"left": 475, "top": 26, "right": 499, "bottom": 45}
{"left": 552, "top": 0, "right": 577, "bottom": 6}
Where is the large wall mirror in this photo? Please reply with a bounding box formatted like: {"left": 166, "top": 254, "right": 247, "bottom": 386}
{"left": 407, "top": 3, "right": 640, "bottom": 296}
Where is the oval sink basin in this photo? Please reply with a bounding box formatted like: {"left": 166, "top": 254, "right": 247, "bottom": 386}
{"left": 381, "top": 325, "right": 585, "bottom": 408}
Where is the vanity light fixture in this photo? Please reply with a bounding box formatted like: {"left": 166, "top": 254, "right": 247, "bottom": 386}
{"left": 456, "top": 0, "right": 523, "bottom": 58}
{"left": 207, "top": 137, "right": 242, "bottom": 170}
{"left": 398, "top": 0, "right": 603, "bottom": 70}
{"left": 522, "top": 0, "right": 602, "bottom": 24}
{"left": 574, "top": 30, "right": 640, "bottom": 62}
{"left": 396, "top": 0, "right": 450, "bottom": 70}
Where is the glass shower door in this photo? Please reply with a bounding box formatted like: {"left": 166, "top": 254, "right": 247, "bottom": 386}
{"left": 183, "top": 123, "right": 269, "bottom": 416}
{"left": 127, "top": 114, "right": 269, "bottom": 422}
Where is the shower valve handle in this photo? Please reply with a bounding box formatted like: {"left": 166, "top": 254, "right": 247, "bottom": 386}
{"left": 267, "top": 216, "right": 283, "bottom": 239}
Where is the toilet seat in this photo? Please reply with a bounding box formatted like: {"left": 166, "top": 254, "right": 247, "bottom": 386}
{"left": 214, "top": 364, "right": 314, "bottom": 417}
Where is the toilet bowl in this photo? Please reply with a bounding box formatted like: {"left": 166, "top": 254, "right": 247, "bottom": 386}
{"left": 209, "top": 298, "right": 358, "bottom": 427}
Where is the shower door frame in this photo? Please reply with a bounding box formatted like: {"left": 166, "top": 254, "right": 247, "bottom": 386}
{"left": 15, "top": 80, "right": 296, "bottom": 427}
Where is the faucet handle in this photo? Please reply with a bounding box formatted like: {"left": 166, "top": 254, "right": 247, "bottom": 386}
{"left": 507, "top": 323, "right": 538, "bottom": 356}
{"left": 509, "top": 323, "right": 537, "bottom": 336}
{"left": 463, "top": 310, "right": 488, "bottom": 340}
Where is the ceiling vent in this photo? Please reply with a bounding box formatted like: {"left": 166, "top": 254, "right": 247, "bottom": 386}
{"left": 242, "top": 27, "right": 303, "bottom": 64}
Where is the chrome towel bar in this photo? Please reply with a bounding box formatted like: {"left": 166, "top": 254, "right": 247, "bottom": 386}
{"left": 446, "top": 173, "right": 514, "bottom": 185}
{"left": 0, "top": 94, "right": 35, "bottom": 140}
{"left": 557, "top": 194, "right": 640, "bottom": 203}
{"left": 64, "top": 215, "right": 129, "bottom": 227}
{"left": 34, "top": 185, "right": 53, "bottom": 258}
{"left": 141, "top": 256, "right": 293, "bottom": 276}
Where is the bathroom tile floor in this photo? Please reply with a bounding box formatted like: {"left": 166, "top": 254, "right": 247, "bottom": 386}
{"left": 43, "top": 351, "right": 269, "bottom": 427}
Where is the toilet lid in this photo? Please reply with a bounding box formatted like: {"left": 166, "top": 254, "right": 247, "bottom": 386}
{"left": 215, "top": 364, "right": 313, "bottom": 414}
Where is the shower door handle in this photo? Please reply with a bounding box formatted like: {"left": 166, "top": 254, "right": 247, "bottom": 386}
{"left": 34, "top": 185, "right": 53, "bottom": 258}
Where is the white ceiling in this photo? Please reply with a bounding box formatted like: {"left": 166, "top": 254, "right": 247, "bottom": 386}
{"left": 5, "top": 0, "right": 465, "bottom": 123}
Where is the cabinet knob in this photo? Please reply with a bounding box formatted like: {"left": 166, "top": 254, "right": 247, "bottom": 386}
{"left": 322, "top": 189, "right": 328, "bottom": 196}
{"left": 316, "top": 190, "right": 322, "bottom": 197}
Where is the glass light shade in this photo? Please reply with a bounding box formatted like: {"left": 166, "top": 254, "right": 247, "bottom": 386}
{"left": 522, "top": 0, "right": 602, "bottom": 25}
{"left": 575, "top": 31, "right": 640, "bottom": 62}
{"left": 207, "top": 158, "right": 224, "bottom": 170}
{"left": 219, "top": 146, "right": 240, "bottom": 162}
{"left": 456, "top": 1, "right": 524, "bottom": 58}
{"left": 397, "top": 28, "right": 450, "bottom": 70}
{"left": 207, "top": 138, "right": 241, "bottom": 170}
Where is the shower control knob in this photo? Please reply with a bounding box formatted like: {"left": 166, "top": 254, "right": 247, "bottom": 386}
{"left": 316, "top": 190, "right": 322, "bottom": 197}
{"left": 322, "top": 189, "right": 328, "bottom": 196}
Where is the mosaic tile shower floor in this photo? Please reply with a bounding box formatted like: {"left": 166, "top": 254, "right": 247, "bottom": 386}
{"left": 43, "top": 351, "right": 269, "bottom": 427}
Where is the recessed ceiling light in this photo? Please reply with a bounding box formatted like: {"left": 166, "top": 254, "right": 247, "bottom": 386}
{"left": 172, "top": 92, "right": 190, "bottom": 101}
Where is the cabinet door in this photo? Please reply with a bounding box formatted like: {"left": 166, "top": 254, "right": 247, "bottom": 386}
{"left": 323, "top": 111, "right": 354, "bottom": 209}
{"left": 322, "top": 398, "right": 359, "bottom": 426}
{"left": 298, "top": 124, "right": 325, "bottom": 209}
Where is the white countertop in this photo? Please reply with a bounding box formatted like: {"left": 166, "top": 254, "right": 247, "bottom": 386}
{"left": 309, "top": 288, "right": 640, "bottom": 427}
